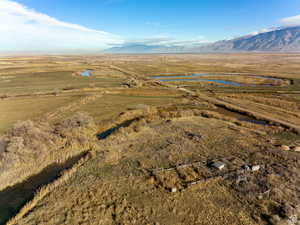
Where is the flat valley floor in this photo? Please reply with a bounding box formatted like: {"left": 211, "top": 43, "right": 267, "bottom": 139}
{"left": 0, "top": 54, "right": 299, "bottom": 225}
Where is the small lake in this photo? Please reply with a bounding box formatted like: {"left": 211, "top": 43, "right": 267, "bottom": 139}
{"left": 151, "top": 73, "right": 283, "bottom": 87}
{"left": 81, "top": 70, "right": 93, "bottom": 77}
{"left": 159, "top": 78, "right": 242, "bottom": 86}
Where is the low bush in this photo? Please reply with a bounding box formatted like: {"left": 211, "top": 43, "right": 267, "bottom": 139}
{"left": 58, "top": 112, "right": 94, "bottom": 130}
{"left": 9, "top": 120, "right": 56, "bottom": 155}
{"left": 0, "top": 112, "right": 96, "bottom": 190}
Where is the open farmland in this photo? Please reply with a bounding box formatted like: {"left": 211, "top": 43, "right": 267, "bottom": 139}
{"left": 0, "top": 54, "right": 299, "bottom": 225}
{"left": 0, "top": 95, "right": 83, "bottom": 133}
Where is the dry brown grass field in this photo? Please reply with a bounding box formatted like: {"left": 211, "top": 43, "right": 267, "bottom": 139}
{"left": 0, "top": 54, "right": 299, "bottom": 225}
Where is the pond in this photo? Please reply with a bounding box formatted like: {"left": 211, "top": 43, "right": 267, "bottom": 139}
{"left": 81, "top": 70, "right": 94, "bottom": 77}
{"left": 151, "top": 73, "right": 284, "bottom": 87}
{"left": 159, "top": 78, "right": 242, "bottom": 86}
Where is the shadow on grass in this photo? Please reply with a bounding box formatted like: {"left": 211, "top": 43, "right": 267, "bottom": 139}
{"left": 97, "top": 119, "right": 136, "bottom": 140}
{"left": 0, "top": 151, "right": 88, "bottom": 225}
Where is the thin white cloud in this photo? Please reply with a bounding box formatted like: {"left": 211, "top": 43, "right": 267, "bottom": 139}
{"left": 280, "top": 14, "right": 300, "bottom": 27}
{"left": 0, "top": 0, "right": 123, "bottom": 53}
{"left": 249, "top": 28, "right": 278, "bottom": 36}
{"left": 122, "top": 36, "right": 210, "bottom": 47}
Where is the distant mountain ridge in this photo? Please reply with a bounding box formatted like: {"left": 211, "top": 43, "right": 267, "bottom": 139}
{"left": 104, "top": 26, "right": 300, "bottom": 53}
{"left": 103, "top": 43, "right": 190, "bottom": 54}
{"left": 199, "top": 26, "right": 300, "bottom": 52}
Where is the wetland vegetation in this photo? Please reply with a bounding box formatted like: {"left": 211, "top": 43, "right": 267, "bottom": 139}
{"left": 0, "top": 54, "right": 299, "bottom": 225}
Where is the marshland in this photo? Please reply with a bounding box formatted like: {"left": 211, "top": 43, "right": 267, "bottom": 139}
{"left": 0, "top": 53, "right": 299, "bottom": 225}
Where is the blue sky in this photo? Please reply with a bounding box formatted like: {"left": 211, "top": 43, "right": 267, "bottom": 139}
{"left": 1, "top": 0, "right": 300, "bottom": 52}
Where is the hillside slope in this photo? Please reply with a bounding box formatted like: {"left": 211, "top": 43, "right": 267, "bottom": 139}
{"left": 200, "top": 26, "right": 300, "bottom": 52}
{"left": 104, "top": 26, "right": 300, "bottom": 53}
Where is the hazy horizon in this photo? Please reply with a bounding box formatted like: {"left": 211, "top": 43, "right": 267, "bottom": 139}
{"left": 1, "top": 0, "right": 300, "bottom": 53}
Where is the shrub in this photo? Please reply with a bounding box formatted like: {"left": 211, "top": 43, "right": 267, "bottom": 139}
{"left": 1, "top": 121, "right": 58, "bottom": 162}
{"left": 11, "top": 120, "right": 35, "bottom": 137}
{"left": 0, "top": 112, "right": 96, "bottom": 191}
{"left": 6, "top": 137, "right": 24, "bottom": 154}
{"left": 57, "top": 112, "right": 94, "bottom": 130}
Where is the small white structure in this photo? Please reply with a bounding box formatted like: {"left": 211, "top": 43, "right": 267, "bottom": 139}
{"left": 243, "top": 165, "right": 251, "bottom": 171}
{"left": 171, "top": 187, "right": 177, "bottom": 193}
{"left": 281, "top": 145, "right": 290, "bottom": 151}
{"left": 251, "top": 165, "right": 260, "bottom": 171}
{"left": 292, "top": 146, "right": 300, "bottom": 152}
{"left": 211, "top": 161, "right": 225, "bottom": 170}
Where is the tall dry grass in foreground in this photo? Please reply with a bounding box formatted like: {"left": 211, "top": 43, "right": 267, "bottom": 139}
{"left": 0, "top": 112, "right": 97, "bottom": 191}
{"left": 6, "top": 152, "right": 92, "bottom": 225}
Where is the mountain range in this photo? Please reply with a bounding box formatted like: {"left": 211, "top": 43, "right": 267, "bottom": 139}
{"left": 104, "top": 26, "right": 300, "bottom": 53}
{"left": 103, "top": 43, "right": 193, "bottom": 54}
